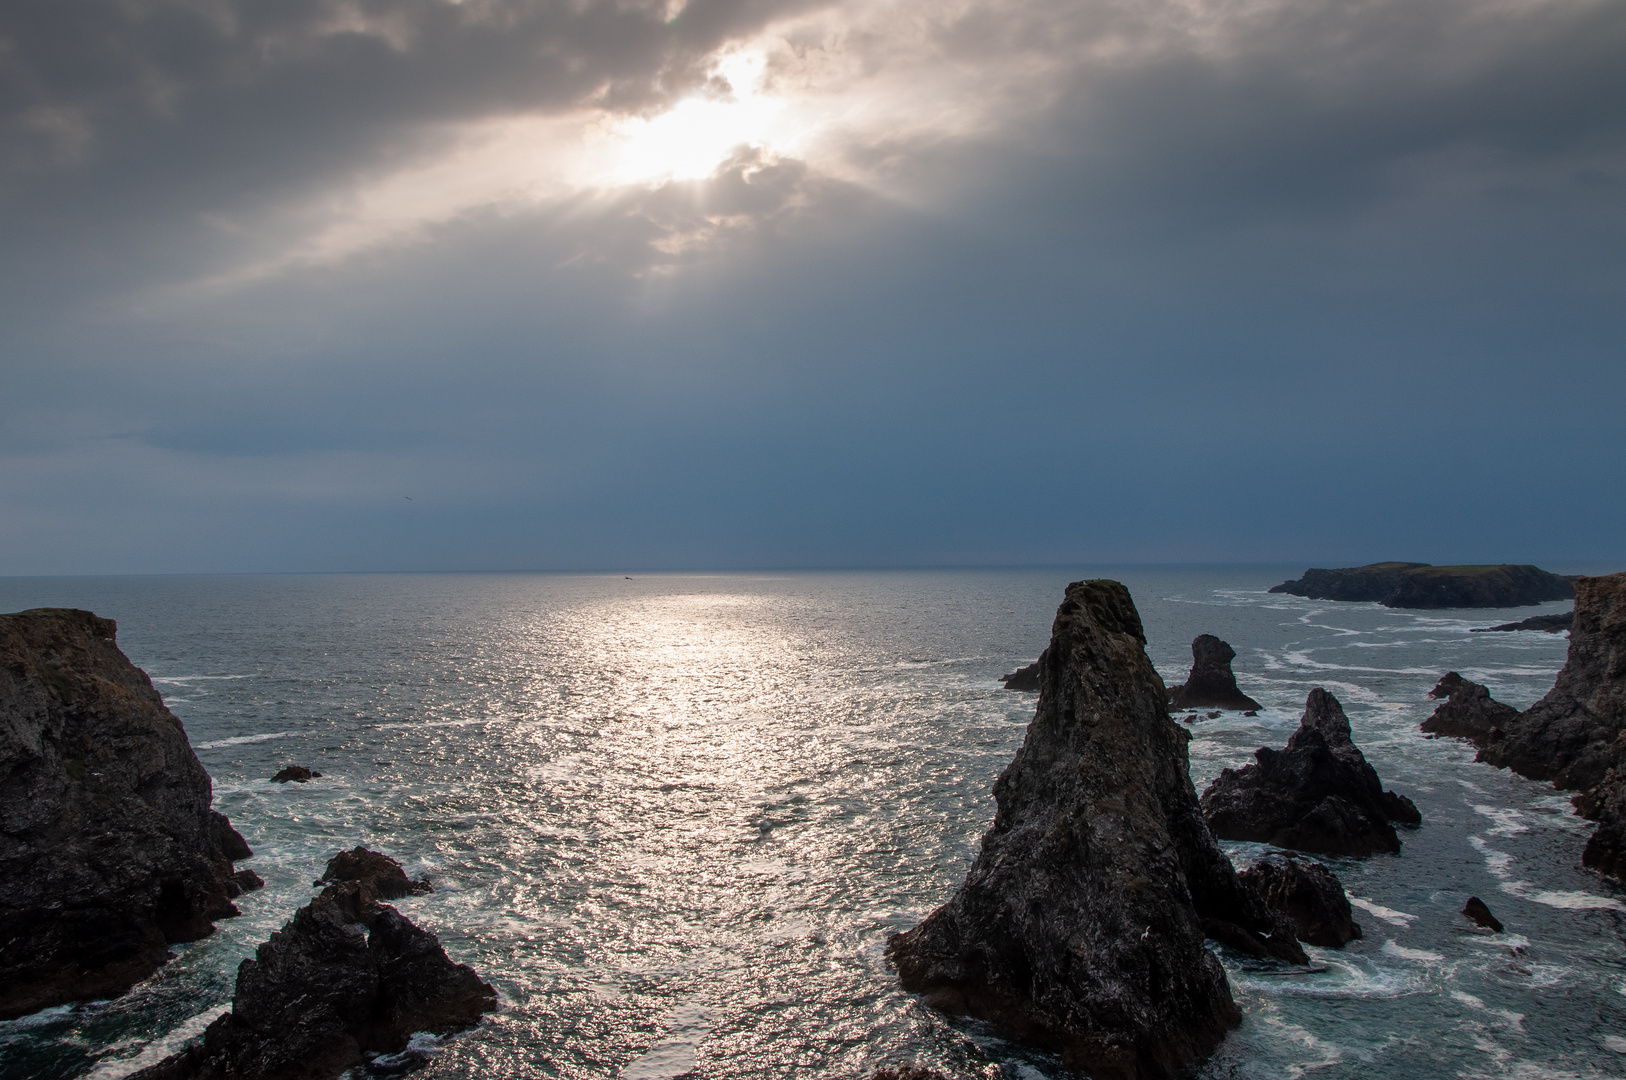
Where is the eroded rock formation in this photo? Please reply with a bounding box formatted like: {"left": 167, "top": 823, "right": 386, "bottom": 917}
{"left": 1200, "top": 688, "right": 1420, "bottom": 856}
{"left": 134, "top": 849, "right": 496, "bottom": 1080}
{"left": 318, "top": 847, "right": 432, "bottom": 900}
{"left": 0, "top": 608, "right": 257, "bottom": 1020}
{"left": 888, "top": 580, "right": 1303, "bottom": 1080}
{"left": 271, "top": 765, "right": 321, "bottom": 783}
{"left": 1000, "top": 651, "right": 1045, "bottom": 691}
{"left": 1269, "top": 563, "right": 1574, "bottom": 609}
{"left": 1238, "top": 855, "right": 1361, "bottom": 948}
{"left": 1168, "top": 635, "right": 1262, "bottom": 712}
{"left": 1420, "top": 673, "right": 1519, "bottom": 744}
{"left": 1462, "top": 897, "right": 1503, "bottom": 932}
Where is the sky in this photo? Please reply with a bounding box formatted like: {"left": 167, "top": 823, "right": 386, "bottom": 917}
{"left": 1, "top": 0, "right": 1623, "bottom": 574}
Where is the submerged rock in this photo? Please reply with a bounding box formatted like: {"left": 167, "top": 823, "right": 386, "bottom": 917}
{"left": 271, "top": 765, "right": 321, "bottom": 783}
{"left": 133, "top": 850, "right": 495, "bottom": 1080}
{"left": 1000, "top": 651, "right": 1045, "bottom": 691}
{"left": 888, "top": 580, "right": 1304, "bottom": 1080}
{"left": 1462, "top": 897, "right": 1503, "bottom": 932}
{"left": 871, "top": 1068, "right": 952, "bottom": 1080}
{"left": 1472, "top": 612, "right": 1573, "bottom": 634}
{"left": 1200, "top": 688, "right": 1420, "bottom": 856}
{"left": 1420, "top": 673, "right": 1519, "bottom": 745}
{"left": 1269, "top": 563, "right": 1574, "bottom": 609}
{"left": 0, "top": 608, "right": 256, "bottom": 1020}
{"left": 318, "top": 847, "right": 432, "bottom": 900}
{"left": 1168, "top": 635, "right": 1262, "bottom": 712}
{"left": 1239, "top": 855, "right": 1361, "bottom": 948}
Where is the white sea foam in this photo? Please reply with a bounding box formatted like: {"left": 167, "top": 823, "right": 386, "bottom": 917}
{"left": 83, "top": 1006, "right": 227, "bottom": 1079}
{"left": 1474, "top": 805, "right": 1530, "bottom": 836}
{"left": 1383, "top": 940, "right": 1444, "bottom": 963}
{"left": 619, "top": 1001, "right": 710, "bottom": 1079}
{"left": 1349, "top": 897, "right": 1417, "bottom": 926}
{"left": 193, "top": 731, "right": 293, "bottom": 749}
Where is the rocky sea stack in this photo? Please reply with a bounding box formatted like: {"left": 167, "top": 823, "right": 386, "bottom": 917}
{"left": 1421, "top": 673, "right": 1519, "bottom": 744}
{"left": 888, "top": 580, "right": 1304, "bottom": 1080}
{"left": 1238, "top": 855, "right": 1361, "bottom": 948}
{"left": 1168, "top": 635, "right": 1262, "bottom": 712}
{"left": 1200, "top": 688, "right": 1420, "bottom": 856}
{"left": 135, "top": 849, "right": 496, "bottom": 1080}
{"left": 1269, "top": 563, "right": 1574, "bottom": 609}
{"left": 0, "top": 608, "right": 257, "bottom": 1020}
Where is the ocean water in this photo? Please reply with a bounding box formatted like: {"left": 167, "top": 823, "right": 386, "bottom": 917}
{"left": 0, "top": 567, "right": 1622, "bottom": 1080}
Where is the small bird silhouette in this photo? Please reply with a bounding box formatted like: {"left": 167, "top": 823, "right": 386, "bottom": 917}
{"left": 404, "top": 496, "right": 412, "bottom": 500}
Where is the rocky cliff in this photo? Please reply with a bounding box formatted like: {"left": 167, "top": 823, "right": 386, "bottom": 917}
{"left": 1168, "top": 635, "right": 1262, "bottom": 712}
{"left": 134, "top": 849, "right": 496, "bottom": 1080}
{"left": 1476, "top": 573, "right": 1626, "bottom": 792}
{"left": 0, "top": 608, "right": 256, "bottom": 1020}
{"left": 1269, "top": 563, "right": 1574, "bottom": 609}
{"left": 888, "top": 580, "right": 1303, "bottom": 1080}
{"left": 1200, "top": 689, "right": 1420, "bottom": 856}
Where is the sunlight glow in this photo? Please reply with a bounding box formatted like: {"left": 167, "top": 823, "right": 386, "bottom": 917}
{"left": 585, "top": 51, "right": 789, "bottom": 186}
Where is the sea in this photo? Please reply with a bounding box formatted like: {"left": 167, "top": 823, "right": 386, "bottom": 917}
{"left": 1, "top": 567, "right": 1622, "bottom": 1080}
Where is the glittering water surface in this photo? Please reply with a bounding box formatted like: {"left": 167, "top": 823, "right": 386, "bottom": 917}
{"left": 1, "top": 569, "right": 1622, "bottom": 1080}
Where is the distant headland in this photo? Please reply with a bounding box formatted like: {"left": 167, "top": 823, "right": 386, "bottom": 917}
{"left": 1269, "top": 562, "right": 1575, "bottom": 609}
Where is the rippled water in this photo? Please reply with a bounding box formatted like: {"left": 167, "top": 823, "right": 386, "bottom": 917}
{"left": 1, "top": 568, "right": 1622, "bottom": 1080}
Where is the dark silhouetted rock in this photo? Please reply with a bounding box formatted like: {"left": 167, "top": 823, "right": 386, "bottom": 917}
{"left": 1472, "top": 612, "right": 1573, "bottom": 634}
{"left": 1462, "top": 897, "right": 1503, "bottom": 932}
{"left": 226, "top": 870, "right": 265, "bottom": 898}
{"left": 1168, "top": 635, "right": 1262, "bottom": 712}
{"left": 1269, "top": 563, "right": 1575, "bottom": 609}
{"left": 1420, "top": 673, "right": 1519, "bottom": 745}
{"left": 1239, "top": 855, "right": 1361, "bottom": 948}
{"left": 888, "top": 580, "right": 1304, "bottom": 1080}
{"left": 318, "top": 846, "right": 432, "bottom": 900}
{"left": 872, "top": 1068, "right": 952, "bottom": 1080}
{"left": 1477, "top": 572, "right": 1626, "bottom": 793}
{"left": 0, "top": 608, "right": 255, "bottom": 1020}
{"left": 271, "top": 765, "right": 321, "bottom": 783}
{"left": 132, "top": 860, "right": 495, "bottom": 1080}
{"left": 1577, "top": 731, "right": 1626, "bottom": 883}
{"left": 1001, "top": 650, "right": 1045, "bottom": 691}
{"left": 1200, "top": 688, "right": 1420, "bottom": 856}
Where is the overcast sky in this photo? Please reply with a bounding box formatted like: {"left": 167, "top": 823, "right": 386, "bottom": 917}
{"left": 2, "top": 0, "right": 1623, "bottom": 574}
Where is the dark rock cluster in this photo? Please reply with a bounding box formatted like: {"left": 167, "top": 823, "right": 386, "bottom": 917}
{"left": 1472, "top": 612, "right": 1573, "bottom": 634}
{"left": 271, "top": 765, "right": 322, "bottom": 783}
{"left": 1238, "top": 855, "right": 1361, "bottom": 948}
{"left": 0, "top": 609, "right": 259, "bottom": 1020}
{"left": 1421, "top": 673, "right": 1520, "bottom": 744}
{"left": 318, "top": 847, "right": 433, "bottom": 899}
{"left": 134, "top": 849, "right": 496, "bottom": 1080}
{"left": 1200, "top": 688, "right": 1420, "bottom": 856}
{"left": 1269, "top": 563, "right": 1575, "bottom": 609}
{"left": 889, "top": 580, "right": 1304, "bottom": 1080}
{"left": 1462, "top": 897, "right": 1503, "bottom": 932}
{"left": 1167, "top": 635, "right": 1262, "bottom": 712}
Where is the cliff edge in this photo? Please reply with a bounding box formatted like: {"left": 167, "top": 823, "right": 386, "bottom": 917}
{"left": 0, "top": 608, "right": 255, "bottom": 1019}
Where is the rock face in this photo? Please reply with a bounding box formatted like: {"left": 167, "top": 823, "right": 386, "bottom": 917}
{"left": 1472, "top": 612, "right": 1573, "bottom": 634}
{"left": 1577, "top": 739, "right": 1626, "bottom": 883}
{"left": 1476, "top": 573, "right": 1626, "bottom": 792}
{"left": 888, "top": 580, "right": 1305, "bottom": 1080}
{"left": 1420, "top": 673, "right": 1519, "bottom": 744}
{"left": 1200, "top": 688, "right": 1420, "bottom": 856}
{"left": 1001, "top": 651, "right": 1045, "bottom": 691}
{"left": 133, "top": 849, "right": 496, "bottom": 1080}
{"left": 1238, "top": 855, "right": 1361, "bottom": 948}
{"left": 1168, "top": 636, "right": 1262, "bottom": 712}
{"left": 0, "top": 608, "right": 257, "bottom": 1020}
{"left": 271, "top": 765, "right": 321, "bottom": 783}
{"left": 1269, "top": 563, "right": 1575, "bottom": 609}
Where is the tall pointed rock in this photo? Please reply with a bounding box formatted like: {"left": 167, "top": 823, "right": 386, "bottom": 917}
{"left": 888, "top": 581, "right": 1298, "bottom": 1080}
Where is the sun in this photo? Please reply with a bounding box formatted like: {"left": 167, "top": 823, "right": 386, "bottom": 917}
{"left": 587, "top": 51, "right": 789, "bottom": 186}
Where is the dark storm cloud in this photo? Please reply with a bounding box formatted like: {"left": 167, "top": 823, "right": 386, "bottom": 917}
{"left": 0, "top": 0, "right": 1623, "bottom": 573}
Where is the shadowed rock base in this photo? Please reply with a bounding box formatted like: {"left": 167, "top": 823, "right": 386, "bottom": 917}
{"left": 133, "top": 850, "right": 495, "bottom": 1080}
{"left": 1239, "top": 855, "right": 1361, "bottom": 948}
{"left": 1421, "top": 673, "right": 1519, "bottom": 745}
{"left": 889, "top": 581, "right": 1303, "bottom": 1080}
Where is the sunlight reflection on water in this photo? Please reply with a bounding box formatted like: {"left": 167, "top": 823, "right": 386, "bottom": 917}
{"left": 0, "top": 569, "right": 1619, "bottom": 1080}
